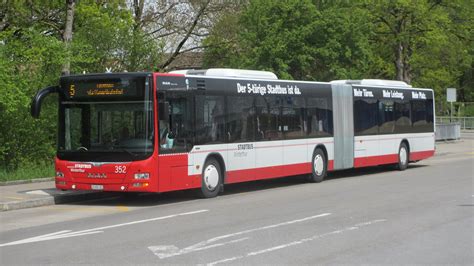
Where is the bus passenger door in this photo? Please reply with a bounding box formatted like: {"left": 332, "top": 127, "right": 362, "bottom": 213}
{"left": 352, "top": 86, "right": 379, "bottom": 167}
{"left": 225, "top": 96, "right": 256, "bottom": 183}
{"left": 254, "top": 96, "right": 283, "bottom": 179}
{"left": 281, "top": 96, "right": 309, "bottom": 176}
{"left": 157, "top": 91, "right": 195, "bottom": 191}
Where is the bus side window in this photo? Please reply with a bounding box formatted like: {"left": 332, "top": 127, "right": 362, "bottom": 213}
{"left": 282, "top": 96, "right": 305, "bottom": 139}
{"left": 255, "top": 96, "right": 281, "bottom": 141}
{"left": 354, "top": 98, "right": 378, "bottom": 135}
{"left": 307, "top": 97, "right": 331, "bottom": 137}
{"left": 195, "top": 95, "right": 226, "bottom": 145}
{"left": 394, "top": 100, "right": 412, "bottom": 133}
{"left": 379, "top": 100, "right": 395, "bottom": 134}
{"left": 226, "top": 96, "right": 255, "bottom": 142}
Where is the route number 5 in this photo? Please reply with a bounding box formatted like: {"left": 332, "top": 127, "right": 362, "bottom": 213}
{"left": 69, "top": 84, "right": 75, "bottom": 96}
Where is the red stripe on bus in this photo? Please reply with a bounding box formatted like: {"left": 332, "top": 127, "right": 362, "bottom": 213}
{"left": 226, "top": 163, "right": 311, "bottom": 183}
{"left": 410, "top": 150, "right": 435, "bottom": 161}
{"left": 354, "top": 154, "right": 398, "bottom": 167}
{"left": 354, "top": 149, "right": 434, "bottom": 167}
{"left": 328, "top": 160, "right": 334, "bottom": 171}
{"left": 226, "top": 160, "right": 335, "bottom": 184}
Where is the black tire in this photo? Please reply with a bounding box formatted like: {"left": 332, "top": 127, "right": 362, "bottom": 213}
{"left": 307, "top": 148, "right": 327, "bottom": 183}
{"left": 397, "top": 142, "right": 409, "bottom": 171}
{"left": 198, "top": 158, "right": 222, "bottom": 198}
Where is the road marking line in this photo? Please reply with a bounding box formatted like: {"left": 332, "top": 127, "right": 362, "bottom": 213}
{"left": 25, "top": 190, "right": 50, "bottom": 196}
{"left": 0, "top": 209, "right": 208, "bottom": 248}
{"left": 149, "top": 212, "right": 331, "bottom": 259}
{"left": 206, "top": 219, "right": 386, "bottom": 266}
{"left": 116, "top": 205, "right": 129, "bottom": 212}
{"left": 207, "top": 256, "right": 243, "bottom": 266}
{"left": 149, "top": 237, "right": 250, "bottom": 260}
{"left": 5, "top": 196, "right": 24, "bottom": 200}
{"left": 52, "top": 207, "right": 116, "bottom": 213}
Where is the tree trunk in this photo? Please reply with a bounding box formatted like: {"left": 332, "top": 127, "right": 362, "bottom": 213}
{"left": 395, "top": 41, "right": 404, "bottom": 81}
{"left": 130, "top": 0, "right": 145, "bottom": 71}
{"left": 62, "top": 0, "right": 75, "bottom": 76}
{"left": 403, "top": 44, "right": 412, "bottom": 84}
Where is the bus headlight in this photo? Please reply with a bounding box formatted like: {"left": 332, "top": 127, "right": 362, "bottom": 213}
{"left": 56, "top": 171, "right": 64, "bottom": 178}
{"left": 134, "top": 173, "right": 150, "bottom": 180}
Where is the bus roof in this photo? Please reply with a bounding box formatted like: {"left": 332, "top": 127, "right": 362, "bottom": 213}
{"left": 169, "top": 68, "right": 278, "bottom": 80}
{"left": 331, "top": 79, "right": 412, "bottom": 88}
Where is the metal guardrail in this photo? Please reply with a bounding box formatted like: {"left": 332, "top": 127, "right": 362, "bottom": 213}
{"left": 436, "top": 116, "right": 474, "bottom": 130}
{"left": 435, "top": 123, "right": 461, "bottom": 141}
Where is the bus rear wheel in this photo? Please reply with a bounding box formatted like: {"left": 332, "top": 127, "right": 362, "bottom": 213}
{"left": 397, "top": 142, "right": 409, "bottom": 171}
{"left": 308, "top": 148, "right": 326, "bottom": 183}
{"left": 198, "top": 158, "right": 222, "bottom": 198}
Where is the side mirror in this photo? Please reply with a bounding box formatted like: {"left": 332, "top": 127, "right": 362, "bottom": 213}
{"left": 31, "top": 86, "right": 60, "bottom": 118}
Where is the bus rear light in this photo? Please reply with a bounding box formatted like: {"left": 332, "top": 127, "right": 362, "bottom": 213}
{"left": 134, "top": 173, "right": 150, "bottom": 180}
{"left": 56, "top": 171, "right": 64, "bottom": 178}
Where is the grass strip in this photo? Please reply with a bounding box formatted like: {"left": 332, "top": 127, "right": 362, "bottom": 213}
{"left": 0, "top": 163, "right": 54, "bottom": 182}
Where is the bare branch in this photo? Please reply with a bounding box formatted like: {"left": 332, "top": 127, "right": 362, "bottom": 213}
{"left": 190, "top": 32, "right": 209, "bottom": 37}
{"left": 178, "top": 45, "right": 209, "bottom": 54}
{"left": 159, "top": 0, "right": 211, "bottom": 70}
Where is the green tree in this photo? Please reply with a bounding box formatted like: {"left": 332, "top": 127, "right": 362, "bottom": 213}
{"left": 0, "top": 0, "right": 162, "bottom": 174}
{"left": 0, "top": 28, "right": 64, "bottom": 170}
{"left": 71, "top": 1, "right": 162, "bottom": 73}
{"left": 368, "top": 0, "right": 473, "bottom": 112}
{"left": 204, "top": 0, "right": 374, "bottom": 81}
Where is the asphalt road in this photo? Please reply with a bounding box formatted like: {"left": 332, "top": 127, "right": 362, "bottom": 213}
{"left": 1, "top": 139, "right": 473, "bottom": 265}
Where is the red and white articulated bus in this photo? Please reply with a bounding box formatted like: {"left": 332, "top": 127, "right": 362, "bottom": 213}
{"left": 31, "top": 69, "right": 435, "bottom": 198}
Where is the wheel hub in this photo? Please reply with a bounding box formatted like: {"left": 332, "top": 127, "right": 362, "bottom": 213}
{"left": 400, "top": 147, "right": 407, "bottom": 165}
{"left": 204, "top": 165, "right": 219, "bottom": 190}
{"left": 314, "top": 154, "right": 324, "bottom": 175}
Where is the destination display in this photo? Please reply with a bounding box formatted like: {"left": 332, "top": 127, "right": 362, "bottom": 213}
{"left": 61, "top": 76, "right": 146, "bottom": 100}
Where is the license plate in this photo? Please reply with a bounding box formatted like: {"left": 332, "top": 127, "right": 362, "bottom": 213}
{"left": 91, "top": 184, "right": 103, "bottom": 190}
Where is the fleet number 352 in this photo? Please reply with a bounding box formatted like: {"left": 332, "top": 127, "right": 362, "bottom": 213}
{"left": 115, "top": 166, "right": 127, "bottom": 174}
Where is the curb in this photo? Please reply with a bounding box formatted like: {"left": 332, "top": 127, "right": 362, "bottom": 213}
{"left": 1, "top": 191, "right": 120, "bottom": 212}
{"left": 0, "top": 177, "right": 54, "bottom": 186}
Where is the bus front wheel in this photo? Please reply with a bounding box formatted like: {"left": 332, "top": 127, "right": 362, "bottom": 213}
{"left": 198, "top": 158, "right": 222, "bottom": 198}
{"left": 308, "top": 148, "right": 326, "bottom": 183}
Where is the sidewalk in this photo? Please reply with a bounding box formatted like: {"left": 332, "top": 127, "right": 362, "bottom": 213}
{"left": 0, "top": 181, "right": 118, "bottom": 212}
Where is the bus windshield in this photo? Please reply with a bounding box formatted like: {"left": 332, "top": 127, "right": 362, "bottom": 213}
{"left": 57, "top": 75, "right": 154, "bottom": 162}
